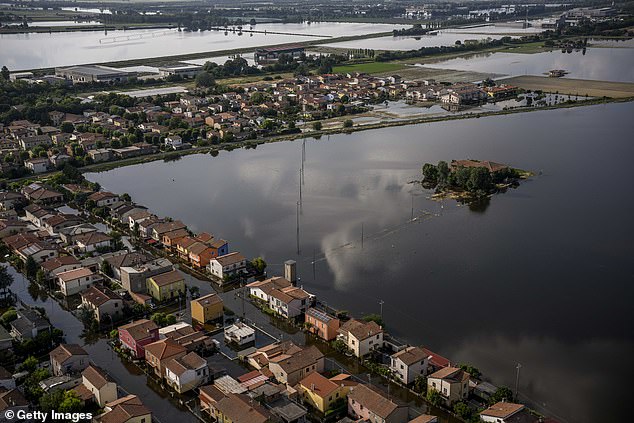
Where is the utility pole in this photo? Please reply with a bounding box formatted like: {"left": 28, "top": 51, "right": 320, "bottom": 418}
{"left": 361, "top": 223, "right": 364, "bottom": 248}
{"left": 296, "top": 201, "right": 300, "bottom": 255}
{"left": 379, "top": 299, "right": 384, "bottom": 322}
{"left": 515, "top": 363, "right": 522, "bottom": 401}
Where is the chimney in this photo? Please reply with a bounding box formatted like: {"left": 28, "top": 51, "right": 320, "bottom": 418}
{"left": 284, "top": 260, "right": 296, "bottom": 284}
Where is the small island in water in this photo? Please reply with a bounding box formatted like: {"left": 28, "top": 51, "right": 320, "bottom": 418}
{"left": 421, "top": 159, "right": 531, "bottom": 203}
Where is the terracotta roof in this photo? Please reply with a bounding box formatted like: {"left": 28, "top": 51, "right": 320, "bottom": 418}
{"left": 82, "top": 365, "right": 113, "bottom": 390}
{"left": 58, "top": 267, "right": 94, "bottom": 282}
{"left": 428, "top": 367, "right": 469, "bottom": 383}
{"left": 480, "top": 401, "right": 525, "bottom": 419}
{"left": 348, "top": 384, "right": 402, "bottom": 419}
{"left": 50, "top": 343, "right": 88, "bottom": 365}
{"left": 165, "top": 352, "right": 207, "bottom": 377}
{"left": 41, "top": 256, "right": 80, "bottom": 271}
{"left": 273, "top": 345, "right": 323, "bottom": 374}
{"left": 72, "top": 383, "right": 95, "bottom": 402}
{"left": 339, "top": 319, "right": 383, "bottom": 341}
{"left": 144, "top": 339, "right": 186, "bottom": 360}
{"left": 420, "top": 347, "right": 450, "bottom": 368}
{"left": 300, "top": 372, "right": 338, "bottom": 398}
{"left": 119, "top": 319, "right": 158, "bottom": 341}
{"left": 148, "top": 269, "right": 183, "bottom": 287}
{"left": 75, "top": 231, "right": 112, "bottom": 245}
{"left": 192, "top": 293, "right": 223, "bottom": 307}
{"left": 214, "top": 393, "right": 270, "bottom": 423}
{"left": 214, "top": 252, "right": 246, "bottom": 266}
{"left": 81, "top": 284, "right": 122, "bottom": 307}
{"left": 0, "top": 389, "right": 28, "bottom": 411}
{"left": 88, "top": 191, "right": 118, "bottom": 202}
{"left": 393, "top": 346, "right": 428, "bottom": 366}
{"left": 99, "top": 395, "right": 151, "bottom": 423}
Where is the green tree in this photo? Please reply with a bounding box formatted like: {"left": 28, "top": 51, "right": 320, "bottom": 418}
{"left": 459, "top": 363, "right": 482, "bottom": 379}
{"left": 0, "top": 309, "right": 17, "bottom": 325}
{"left": 36, "top": 269, "right": 46, "bottom": 285}
{"left": 100, "top": 261, "right": 114, "bottom": 278}
{"left": 25, "top": 256, "right": 38, "bottom": 279}
{"left": 59, "top": 390, "right": 83, "bottom": 413}
{"left": 250, "top": 257, "right": 267, "bottom": 274}
{"left": 426, "top": 388, "right": 443, "bottom": 406}
{"left": 362, "top": 313, "right": 383, "bottom": 326}
{"left": 0, "top": 66, "right": 9, "bottom": 80}
{"left": 195, "top": 72, "right": 216, "bottom": 88}
{"left": 422, "top": 163, "right": 438, "bottom": 182}
{"left": 453, "top": 401, "right": 473, "bottom": 420}
{"left": 488, "top": 386, "right": 514, "bottom": 405}
{"left": 312, "top": 121, "right": 323, "bottom": 131}
{"left": 0, "top": 265, "right": 13, "bottom": 297}
{"left": 60, "top": 122, "right": 75, "bottom": 133}
{"left": 343, "top": 119, "right": 353, "bottom": 128}
{"left": 19, "top": 355, "right": 38, "bottom": 372}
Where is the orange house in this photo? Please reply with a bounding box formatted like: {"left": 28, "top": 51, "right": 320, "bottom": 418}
{"left": 175, "top": 236, "right": 197, "bottom": 260}
{"left": 188, "top": 242, "right": 214, "bottom": 268}
{"left": 162, "top": 228, "right": 190, "bottom": 250}
{"left": 305, "top": 308, "right": 340, "bottom": 341}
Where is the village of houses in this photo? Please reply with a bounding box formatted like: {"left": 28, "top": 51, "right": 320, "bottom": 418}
{"left": 0, "top": 69, "right": 519, "bottom": 180}
{"left": 0, "top": 173, "right": 549, "bottom": 423}
{"left": 0, "top": 67, "right": 536, "bottom": 423}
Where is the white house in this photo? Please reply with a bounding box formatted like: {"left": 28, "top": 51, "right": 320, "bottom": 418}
{"left": 164, "top": 351, "right": 209, "bottom": 393}
{"left": 165, "top": 135, "right": 183, "bottom": 150}
{"left": 57, "top": 267, "right": 102, "bottom": 296}
{"left": 247, "top": 276, "right": 292, "bottom": 303}
{"left": 337, "top": 319, "right": 384, "bottom": 358}
{"left": 50, "top": 344, "right": 89, "bottom": 376}
{"left": 81, "top": 365, "right": 118, "bottom": 407}
{"left": 74, "top": 232, "right": 112, "bottom": 253}
{"left": 427, "top": 367, "right": 470, "bottom": 405}
{"left": 390, "top": 346, "right": 429, "bottom": 385}
{"left": 24, "top": 158, "right": 49, "bottom": 174}
{"left": 80, "top": 285, "right": 124, "bottom": 324}
{"left": 268, "top": 286, "right": 314, "bottom": 319}
{"left": 224, "top": 322, "right": 255, "bottom": 346}
{"left": 207, "top": 252, "right": 247, "bottom": 281}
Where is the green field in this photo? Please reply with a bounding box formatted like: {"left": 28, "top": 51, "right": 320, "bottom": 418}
{"left": 333, "top": 62, "right": 406, "bottom": 75}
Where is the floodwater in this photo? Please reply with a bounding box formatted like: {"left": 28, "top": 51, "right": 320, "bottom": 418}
{"left": 86, "top": 103, "right": 634, "bottom": 423}
{"left": 3, "top": 264, "right": 198, "bottom": 422}
{"left": 0, "top": 22, "right": 405, "bottom": 70}
{"left": 423, "top": 47, "right": 634, "bottom": 83}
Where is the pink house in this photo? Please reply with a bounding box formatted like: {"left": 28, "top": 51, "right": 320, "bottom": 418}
{"left": 118, "top": 319, "right": 159, "bottom": 359}
{"left": 348, "top": 384, "right": 408, "bottom": 423}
